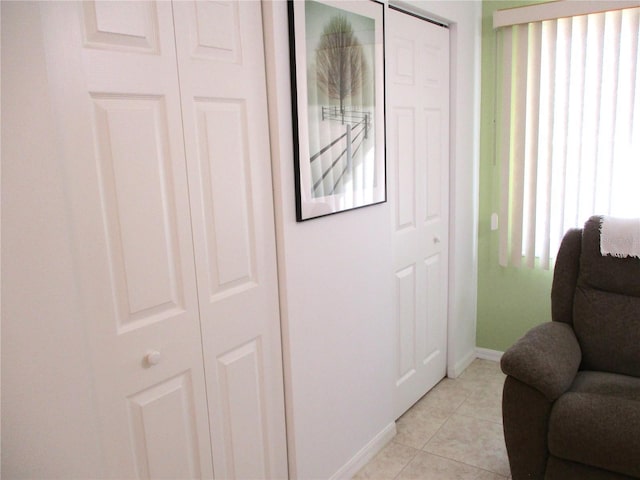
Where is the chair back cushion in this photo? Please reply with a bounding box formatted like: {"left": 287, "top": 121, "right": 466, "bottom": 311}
{"left": 551, "top": 228, "right": 582, "bottom": 324}
{"left": 572, "top": 216, "right": 640, "bottom": 377}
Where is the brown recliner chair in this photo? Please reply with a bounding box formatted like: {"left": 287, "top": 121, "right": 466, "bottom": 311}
{"left": 501, "top": 216, "right": 640, "bottom": 480}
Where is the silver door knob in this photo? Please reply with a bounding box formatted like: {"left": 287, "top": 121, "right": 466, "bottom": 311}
{"left": 433, "top": 237, "right": 441, "bottom": 244}
{"left": 145, "top": 350, "right": 161, "bottom": 366}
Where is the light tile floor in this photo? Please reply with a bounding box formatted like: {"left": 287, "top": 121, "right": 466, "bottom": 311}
{"left": 354, "top": 359, "right": 511, "bottom": 480}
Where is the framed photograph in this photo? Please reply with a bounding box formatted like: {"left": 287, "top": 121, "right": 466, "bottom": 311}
{"left": 288, "top": 0, "right": 386, "bottom": 221}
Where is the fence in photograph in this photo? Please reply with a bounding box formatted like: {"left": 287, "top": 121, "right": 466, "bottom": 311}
{"left": 311, "top": 108, "right": 372, "bottom": 195}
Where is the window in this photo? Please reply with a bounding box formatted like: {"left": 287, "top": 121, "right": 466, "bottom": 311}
{"left": 495, "top": 3, "right": 640, "bottom": 269}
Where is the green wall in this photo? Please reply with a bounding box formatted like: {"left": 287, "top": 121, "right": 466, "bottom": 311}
{"left": 476, "top": 0, "right": 553, "bottom": 352}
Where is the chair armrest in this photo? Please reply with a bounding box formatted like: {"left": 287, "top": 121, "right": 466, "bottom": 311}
{"left": 501, "top": 322, "right": 582, "bottom": 402}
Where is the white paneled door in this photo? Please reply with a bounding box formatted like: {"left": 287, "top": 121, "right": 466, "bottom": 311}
{"left": 387, "top": 9, "right": 450, "bottom": 419}
{"left": 38, "top": 1, "right": 286, "bottom": 478}
{"left": 172, "top": 2, "right": 288, "bottom": 478}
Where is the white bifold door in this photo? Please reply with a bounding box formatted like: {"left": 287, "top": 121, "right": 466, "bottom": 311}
{"left": 387, "top": 8, "right": 451, "bottom": 419}
{"left": 38, "top": 1, "right": 287, "bottom": 478}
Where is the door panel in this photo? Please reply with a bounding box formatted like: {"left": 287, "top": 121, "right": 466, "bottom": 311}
{"left": 388, "top": 9, "right": 450, "bottom": 419}
{"left": 172, "top": 2, "right": 289, "bottom": 479}
{"left": 128, "top": 372, "right": 203, "bottom": 479}
{"left": 39, "top": 2, "right": 214, "bottom": 477}
{"left": 91, "top": 94, "right": 186, "bottom": 330}
{"left": 82, "top": 0, "right": 159, "bottom": 53}
{"left": 396, "top": 265, "right": 417, "bottom": 382}
{"left": 191, "top": 0, "right": 241, "bottom": 62}
{"left": 395, "top": 108, "right": 417, "bottom": 229}
{"left": 216, "top": 339, "right": 269, "bottom": 480}
{"left": 193, "top": 99, "right": 257, "bottom": 298}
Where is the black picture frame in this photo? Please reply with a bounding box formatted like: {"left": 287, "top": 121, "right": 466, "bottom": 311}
{"left": 288, "top": 0, "right": 386, "bottom": 222}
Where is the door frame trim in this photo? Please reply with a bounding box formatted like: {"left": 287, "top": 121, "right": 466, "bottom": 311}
{"left": 388, "top": 2, "right": 449, "bottom": 28}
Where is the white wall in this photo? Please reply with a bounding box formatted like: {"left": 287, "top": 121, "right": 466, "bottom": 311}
{"left": 262, "top": 1, "right": 482, "bottom": 478}
{"left": 262, "top": 4, "right": 396, "bottom": 479}
{"left": 1, "top": 3, "right": 104, "bottom": 477}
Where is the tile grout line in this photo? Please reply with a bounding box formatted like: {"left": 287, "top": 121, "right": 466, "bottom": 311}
{"left": 423, "top": 450, "right": 510, "bottom": 479}
{"left": 454, "top": 410, "right": 504, "bottom": 426}
{"left": 361, "top": 360, "right": 508, "bottom": 479}
{"left": 391, "top": 384, "right": 478, "bottom": 479}
{"left": 391, "top": 443, "right": 418, "bottom": 480}
{"left": 390, "top": 387, "right": 467, "bottom": 479}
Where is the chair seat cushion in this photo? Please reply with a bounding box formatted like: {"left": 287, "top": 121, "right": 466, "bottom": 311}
{"left": 548, "top": 371, "right": 640, "bottom": 478}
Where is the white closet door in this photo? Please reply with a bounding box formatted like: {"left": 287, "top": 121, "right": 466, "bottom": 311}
{"left": 387, "top": 9, "right": 450, "bottom": 418}
{"left": 39, "top": 2, "right": 214, "bottom": 478}
{"left": 172, "top": 2, "right": 288, "bottom": 479}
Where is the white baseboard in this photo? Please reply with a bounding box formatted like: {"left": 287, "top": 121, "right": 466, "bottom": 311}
{"left": 448, "top": 349, "right": 476, "bottom": 378}
{"left": 476, "top": 347, "right": 504, "bottom": 362}
{"left": 329, "top": 422, "right": 397, "bottom": 480}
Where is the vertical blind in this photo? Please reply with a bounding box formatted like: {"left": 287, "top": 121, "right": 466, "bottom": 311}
{"left": 497, "top": 6, "right": 640, "bottom": 269}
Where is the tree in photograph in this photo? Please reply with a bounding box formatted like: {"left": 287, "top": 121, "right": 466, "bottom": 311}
{"left": 315, "top": 15, "right": 367, "bottom": 114}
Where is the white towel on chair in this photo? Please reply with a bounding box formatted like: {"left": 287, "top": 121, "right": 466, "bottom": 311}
{"left": 600, "top": 216, "right": 640, "bottom": 258}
